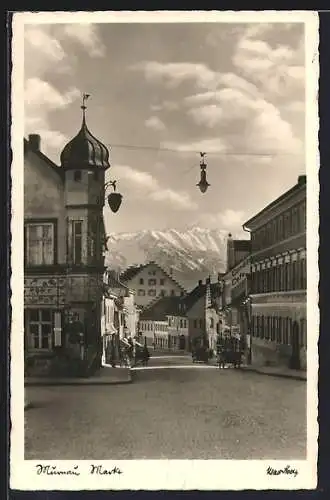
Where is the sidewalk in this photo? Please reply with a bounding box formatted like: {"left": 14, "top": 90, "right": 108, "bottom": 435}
{"left": 239, "top": 364, "right": 306, "bottom": 381}
{"left": 25, "top": 366, "right": 132, "bottom": 386}
{"left": 206, "top": 357, "right": 306, "bottom": 380}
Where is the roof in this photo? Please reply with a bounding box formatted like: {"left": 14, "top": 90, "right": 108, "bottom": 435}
{"left": 120, "top": 261, "right": 186, "bottom": 291}
{"left": 233, "top": 240, "right": 251, "bottom": 252}
{"left": 183, "top": 282, "right": 221, "bottom": 312}
{"left": 243, "top": 176, "right": 306, "bottom": 229}
{"left": 120, "top": 265, "right": 144, "bottom": 283}
{"left": 60, "top": 114, "right": 110, "bottom": 170}
{"left": 140, "top": 296, "right": 186, "bottom": 321}
{"left": 24, "top": 138, "right": 64, "bottom": 180}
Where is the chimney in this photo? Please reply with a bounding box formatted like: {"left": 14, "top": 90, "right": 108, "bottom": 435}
{"left": 298, "top": 175, "right": 306, "bottom": 185}
{"left": 28, "top": 134, "right": 41, "bottom": 152}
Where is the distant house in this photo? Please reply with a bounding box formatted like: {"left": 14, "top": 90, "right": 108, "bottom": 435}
{"left": 101, "top": 270, "right": 140, "bottom": 364}
{"left": 139, "top": 296, "right": 188, "bottom": 350}
{"left": 119, "top": 261, "right": 186, "bottom": 308}
{"left": 183, "top": 276, "right": 223, "bottom": 352}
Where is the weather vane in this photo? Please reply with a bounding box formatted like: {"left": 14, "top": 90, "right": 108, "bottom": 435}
{"left": 81, "top": 93, "right": 90, "bottom": 120}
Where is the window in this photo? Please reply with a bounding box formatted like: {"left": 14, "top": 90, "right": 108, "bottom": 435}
{"left": 74, "top": 170, "right": 82, "bottom": 181}
{"left": 138, "top": 289, "right": 145, "bottom": 296}
{"left": 271, "top": 317, "right": 276, "bottom": 342}
{"left": 278, "top": 216, "right": 283, "bottom": 240}
{"left": 284, "top": 211, "right": 291, "bottom": 238}
{"left": 139, "top": 278, "right": 144, "bottom": 285}
{"left": 180, "top": 319, "right": 183, "bottom": 328}
{"left": 93, "top": 171, "right": 99, "bottom": 181}
{"left": 276, "top": 317, "right": 282, "bottom": 343}
{"left": 171, "top": 290, "right": 176, "bottom": 296}
{"left": 292, "top": 207, "right": 298, "bottom": 234}
{"left": 26, "top": 309, "right": 53, "bottom": 350}
{"left": 25, "top": 222, "right": 55, "bottom": 266}
{"left": 148, "top": 289, "right": 156, "bottom": 296}
{"left": 73, "top": 221, "right": 83, "bottom": 264}
{"left": 193, "top": 319, "right": 197, "bottom": 328}
{"left": 210, "top": 318, "right": 214, "bottom": 328}
{"left": 300, "top": 202, "right": 306, "bottom": 232}
{"left": 160, "top": 290, "right": 166, "bottom": 297}
{"left": 199, "top": 319, "right": 203, "bottom": 328}
{"left": 148, "top": 279, "right": 156, "bottom": 286}
{"left": 160, "top": 279, "right": 165, "bottom": 286}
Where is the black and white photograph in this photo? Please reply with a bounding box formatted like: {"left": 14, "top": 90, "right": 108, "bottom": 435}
{"left": 10, "top": 10, "right": 319, "bottom": 491}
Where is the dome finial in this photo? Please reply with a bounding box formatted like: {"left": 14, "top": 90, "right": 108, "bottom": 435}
{"left": 81, "top": 93, "right": 90, "bottom": 124}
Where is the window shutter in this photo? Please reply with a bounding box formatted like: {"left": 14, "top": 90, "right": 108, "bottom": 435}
{"left": 53, "top": 311, "right": 62, "bottom": 346}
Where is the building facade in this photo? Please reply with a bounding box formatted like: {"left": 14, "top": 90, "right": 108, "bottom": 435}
{"left": 243, "top": 175, "right": 307, "bottom": 370}
{"left": 139, "top": 296, "right": 188, "bottom": 350}
{"left": 24, "top": 106, "right": 110, "bottom": 377}
{"left": 120, "top": 261, "right": 186, "bottom": 308}
{"left": 184, "top": 278, "right": 222, "bottom": 352}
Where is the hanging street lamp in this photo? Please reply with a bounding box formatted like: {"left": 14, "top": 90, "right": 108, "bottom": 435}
{"left": 197, "top": 152, "right": 210, "bottom": 193}
{"left": 105, "top": 180, "right": 123, "bottom": 213}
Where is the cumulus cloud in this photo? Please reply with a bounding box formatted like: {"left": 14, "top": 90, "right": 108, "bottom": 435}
{"left": 113, "top": 164, "right": 197, "bottom": 211}
{"left": 145, "top": 116, "right": 166, "bottom": 131}
{"left": 184, "top": 80, "right": 303, "bottom": 154}
{"left": 60, "top": 23, "right": 106, "bottom": 58}
{"left": 24, "top": 23, "right": 106, "bottom": 161}
{"left": 162, "top": 138, "right": 227, "bottom": 154}
{"left": 196, "top": 209, "right": 246, "bottom": 232}
{"left": 187, "top": 105, "right": 223, "bottom": 128}
{"left": 130, "top": 61, "right": 220, "bottom": 90}
{"left": 233, "top": 26, "right": 305, "bottom": 98}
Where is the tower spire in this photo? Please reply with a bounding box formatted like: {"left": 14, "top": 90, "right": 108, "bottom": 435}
{"left": 81, "top": 93, "right": 90, "bottom": 125}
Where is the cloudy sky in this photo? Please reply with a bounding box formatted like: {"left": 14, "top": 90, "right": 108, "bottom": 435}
{"left": 24, "top": 18, "right": 305, "bottom": 236}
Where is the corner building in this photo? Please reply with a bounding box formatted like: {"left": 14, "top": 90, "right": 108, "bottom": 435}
{"left": 24, "top": 108, "right": 110, "bottom": 376}
{"left": 243, "top": 175, "right": 307, "bottom": 371}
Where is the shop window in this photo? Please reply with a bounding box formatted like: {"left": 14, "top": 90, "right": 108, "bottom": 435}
{"left": 26, "top": 309, "right": 53, "bottom": 350}
{"left": 25, "top": 221, "right": 55, "bottom": 266}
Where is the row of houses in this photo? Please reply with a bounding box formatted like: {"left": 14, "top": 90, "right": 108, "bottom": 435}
{"left": 23, "top": 101, "right": 307, "bottom": 376}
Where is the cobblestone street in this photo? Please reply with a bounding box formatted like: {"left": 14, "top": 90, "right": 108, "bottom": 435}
{"left": 25, "top": 355, "right": 306, "bottom": 460}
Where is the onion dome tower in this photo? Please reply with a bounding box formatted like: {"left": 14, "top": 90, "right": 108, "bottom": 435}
{"left": 60, "top": 94, "right": 110, "bottom": 170}
{"left": 61, "top": 94, "right": 109, "bottom": 270}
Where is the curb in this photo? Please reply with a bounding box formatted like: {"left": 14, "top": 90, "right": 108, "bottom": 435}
{"left": 25, "top": 379, "right": 132, "bottom": 386}
{"left": 239, "top": 367, "right": 306, "bottom": 381}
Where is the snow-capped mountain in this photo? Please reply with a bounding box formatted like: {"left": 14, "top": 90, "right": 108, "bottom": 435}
{"left": 105, "top": 227, "right": 229, "bottom": 291}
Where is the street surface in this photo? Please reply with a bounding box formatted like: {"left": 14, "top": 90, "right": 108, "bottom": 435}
{"left": 25, "top": 354, "right": 306, "bottom": 460}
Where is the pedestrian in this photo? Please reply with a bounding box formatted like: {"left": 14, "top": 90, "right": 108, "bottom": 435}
{"left": 142, "top": 344, "right": 150, "bottom": 366}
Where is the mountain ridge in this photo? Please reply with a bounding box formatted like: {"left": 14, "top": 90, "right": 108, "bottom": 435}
{"left": 105, "top": 226, "right": 229, "bottom": 291}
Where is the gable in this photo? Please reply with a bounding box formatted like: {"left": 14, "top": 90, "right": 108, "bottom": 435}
{"left": 25, "top": 149, "right": 64, "bottom": 218}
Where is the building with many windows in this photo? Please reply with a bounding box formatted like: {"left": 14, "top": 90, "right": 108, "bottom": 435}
{"left": 101, "top": 271, "right": 140, "bottom": 365}
{"left": 184, "top": 277, "right": 222, "bottom": 352}
{"left": 119, "top": 261, "right": 186, "bottom": 308}
{"left": 24, "top": 106, "right": 110, "bottom": 377}
{"left": 243, "top": 175, "right": 307, "bottom": 370}
{"left": 139, "top": 296, "right": 188, "bottom": 350}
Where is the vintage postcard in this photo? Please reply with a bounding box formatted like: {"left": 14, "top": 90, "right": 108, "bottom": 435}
{"left": 10, "top": 10, "right": 319, "bottom": 491}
